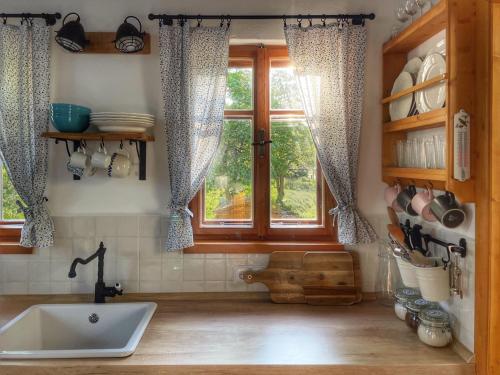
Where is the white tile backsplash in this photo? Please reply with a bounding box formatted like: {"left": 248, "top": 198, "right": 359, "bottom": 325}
{"left": 0, "top": 213, "right": 475, "bottom": 352}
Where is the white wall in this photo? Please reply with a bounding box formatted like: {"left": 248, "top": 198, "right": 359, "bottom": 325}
{"left": 1, "top": 0, "right": 396, "bottom": 216}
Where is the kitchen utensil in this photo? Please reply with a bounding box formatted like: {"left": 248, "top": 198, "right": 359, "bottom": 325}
{"left": 387, "top": 224, "right": 434, "bottom": 267}
{"left": 396, "top": 185, "right": 418, "bottom": 216}
{"left": 91, "top": 144, "right": 111, "bottom": 169}
{"left": 241, "top": 251, "right": 362, "bottom": 305}
{"left": 389, "top": 71, "right": 415, "bottom": 121}
{"left": 430, "top": 191, "right": 466, "bottom": 228}
{"left": 395, "top": 257, "right": 419, "bottom": 287}
{"left": 387, "top": 206, "right": 400, "bottom": 226}
{"left": 411, "top": 186, "right": 437, "bottom": 221}
{"left": 108, "top": 149, "right": 131, "bottom": 178}
{"left": 416, "top": 53, "right": 446, "bottom": 113}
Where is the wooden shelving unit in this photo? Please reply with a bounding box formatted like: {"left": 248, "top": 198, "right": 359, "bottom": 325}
{"left": 42, "top": 132, "right": 155, "bottom": 181}
{"left": 381, "top": 0, "right": 476, "bottom": 202}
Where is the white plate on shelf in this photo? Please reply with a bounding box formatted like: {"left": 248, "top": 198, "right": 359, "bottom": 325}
{"left": 90, "top": 119, "right": 155, "bottom": 128}
{"left": 97, "top": 125, "right": 148, "bottom": 133}
{"left": 403, "top": 57, "right": 422, "bottom": 76}
{"left": 426, "top": 39, "right": 446, "bottom": 57}
{"left": 91, "top": 112, "right": 155, "bottom": 119}
{"left": 416, "top": 53, "right": 446, "bottom": 114}
{"left": 389, "top": 71, "right": 414, "bottom": 121}
{"left": 90, "top": 115, "right": 155, "bottom": 121}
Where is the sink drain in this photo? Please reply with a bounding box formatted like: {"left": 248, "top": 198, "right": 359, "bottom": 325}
{"left": 88, "top": 313, "right": 99, "bottom": 324}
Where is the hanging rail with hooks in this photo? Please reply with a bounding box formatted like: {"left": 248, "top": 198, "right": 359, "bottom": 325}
{"left": 147, "top": 13, "right": 376, "bottom": 26}
{"left": 0, "top": 13, "right": 61, "bottom": 26}
{"left": 41, "top": 132, "right": 154, "bottom": 181}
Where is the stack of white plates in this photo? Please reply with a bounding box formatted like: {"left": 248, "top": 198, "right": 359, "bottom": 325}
{"left": 415, "top": 53, "right": 446, "bottom": 114}
{"left": 90, "top": 112, "right": 155, "bottom": 133}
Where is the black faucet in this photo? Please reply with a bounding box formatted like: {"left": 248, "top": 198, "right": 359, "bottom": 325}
{"left": 68, "top": 241, "right": 123, "bottom": 303}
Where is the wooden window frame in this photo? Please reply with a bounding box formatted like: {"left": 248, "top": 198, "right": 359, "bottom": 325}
{"left": 0, "top": 221, "right": 31, "bottom": 254}
{"left": 188, "top": 45, "right": 340, "bottom": 253}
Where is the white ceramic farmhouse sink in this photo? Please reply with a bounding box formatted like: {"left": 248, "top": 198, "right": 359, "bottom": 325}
{"left": 0, "top": 302, "right": 157, "bottom": 359}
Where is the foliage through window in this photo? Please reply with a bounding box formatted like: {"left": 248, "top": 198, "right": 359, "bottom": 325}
{"left": 192, "top": 46, "right": 335, "bottom": 242}
{"left": 1, "top": 164, "right": 24, "bottom": 220}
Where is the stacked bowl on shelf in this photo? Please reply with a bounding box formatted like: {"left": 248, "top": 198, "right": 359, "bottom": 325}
{"left": 90, "top": 112, "right": 155, "bottom": 133}
{"left": 50, "top": 103, "right": 91, "bottom": 133}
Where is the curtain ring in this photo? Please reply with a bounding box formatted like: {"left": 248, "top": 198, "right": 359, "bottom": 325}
{"left": 308, "top": 16, "right": 313, "bottom": 27}
{"left": 196, "top": 16, "right": 202, "bottom": 27}
{"left": 2, "top": 17, "right": 7, "bottom": 25}
{"left": 321, "top": 16, "right": 326, "bottom": 27}
{"left": 297, "top": 17, "right": 302, "bottom": 28}
{"left": 226, "top": 15, "right": 231, "bottom": 29}
{"left": 220, "top": 16, "right": 224, "bottom": 27}
{"left": 282, "top": 16, "right": 287, "bottom": 27}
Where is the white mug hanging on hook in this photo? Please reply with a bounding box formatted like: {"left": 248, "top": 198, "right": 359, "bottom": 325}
{"left": 108, "top": 144, "right": 131, "bottom": 178}
{"left": 91, "top": 142, "right": 111, "bottom": 169}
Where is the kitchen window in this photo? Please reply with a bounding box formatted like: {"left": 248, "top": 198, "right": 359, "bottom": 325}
{"left": 0, "top": 162, "right": 27, "bottom": 253}
{"left": 189, "top": 45, "right": 339, "bottom": 252}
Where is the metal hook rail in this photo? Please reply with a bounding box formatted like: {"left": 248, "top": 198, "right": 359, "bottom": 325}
{"left": 0, "top": 13, "right": 61, "bottom": 26}
{"left": 148, "top": 12, "right": 375, "bottom": 26}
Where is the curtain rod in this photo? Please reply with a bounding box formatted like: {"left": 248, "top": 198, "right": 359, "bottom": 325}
{"left": 0, "top": 13, "right": 61, "bottom": 26}
{"left": 148, "top": 13, "right": 376, "bottom": 26}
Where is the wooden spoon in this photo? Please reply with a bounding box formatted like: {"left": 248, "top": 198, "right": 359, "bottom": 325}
{"left": 387, "top": 206, "right": 400, "bottom": 226}
{"left": 387, "top": 224, "right": 434, "bottom": 267}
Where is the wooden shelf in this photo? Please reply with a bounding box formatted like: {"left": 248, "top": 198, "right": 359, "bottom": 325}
{"left": 383, "top": 0, "right": 447, "bottom": 54}
{"left": 383, "top": 108, "right": 447, "bottom": 133}
{"left": 383, "top": 167, "right": 447, "bottom": 181}
{"left": 381, "top": 74, "right": 447, "bottom": 104}
{"left": 42, "top": 132, "right": 154, "bottom": 142}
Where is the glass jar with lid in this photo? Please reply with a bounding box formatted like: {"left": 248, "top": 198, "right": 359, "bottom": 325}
{"left": 405, "top": 298, "right": 438, "bottom": 332}
{"left": 417, "top": 309, "right": 452, "bottom": 347}
{"left": 394, "top": 288, "right": 421, "bottom": 320}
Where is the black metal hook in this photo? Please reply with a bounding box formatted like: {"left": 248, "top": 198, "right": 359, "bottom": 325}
{"left": 119, "top": 139, "right": 124, "bottom": 150}
{"left": 196, "top": 16, "right": 202, "bottom": 27}
{"left": 308, "top": 15, "right": 313, "bottom": 27}
{"left": 2, "top": 17, "right": 7, "bottom": 25}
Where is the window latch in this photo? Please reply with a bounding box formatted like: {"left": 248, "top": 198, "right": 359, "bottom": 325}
{"left": 251, "top": 129, "right": 272, "bottom": 158}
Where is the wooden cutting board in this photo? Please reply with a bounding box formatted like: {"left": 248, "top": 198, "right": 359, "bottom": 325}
{"left": 241, "top": 251, "right": 362, "bottom": 305}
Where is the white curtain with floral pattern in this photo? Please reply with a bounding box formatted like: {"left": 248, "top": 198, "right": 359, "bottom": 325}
{"left": 0, "top": 22, "right": 54, "bottom": 248}
{"left": 159, "top": 22, "right": 230, "bottom": 251}
{"left": 284, "top": 23, "right": 377, "bottom": 244}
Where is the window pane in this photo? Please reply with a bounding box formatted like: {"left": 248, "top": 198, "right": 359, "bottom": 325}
{"left": 270, "top": 118, "right": 319, "bottom": 222}
{"left": 225, "top": 67, "right": 253, "bottom": 110}
{"left": 2, "top": 165, "right": 24, "bottom": 220}
{"left": 270, "top": 67, "right": 303, "bottom": 110}
{"left": 204, "top": 119, "right": 253, "bottom": 223}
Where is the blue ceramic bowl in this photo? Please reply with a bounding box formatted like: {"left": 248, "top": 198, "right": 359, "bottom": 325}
{"left": 50, "top": 113, "right": 90, "bottom": 133}
{"left": 51, "top": 103, "right": 91, "bottom": 115}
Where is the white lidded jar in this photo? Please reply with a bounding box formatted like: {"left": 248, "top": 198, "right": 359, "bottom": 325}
{"left": 417, "top": 309, "right": 452, "bottom": 347}
{"left": 394, "top": 288, "right": 421, "bottom": 321}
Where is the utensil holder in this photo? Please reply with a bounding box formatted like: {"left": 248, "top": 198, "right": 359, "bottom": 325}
{"left": 395, "top": 256, "right": 419, "bottom": 288}
{"left": 415, "top": 265, "right": 450, "bottom": 301}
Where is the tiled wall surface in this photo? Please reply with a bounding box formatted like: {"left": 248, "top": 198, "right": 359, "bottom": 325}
{"left": 0, "top": 216, "right": 271, "bottom": 295}
{"left": 0, "top": 213, "right": 474, "bottom": 352}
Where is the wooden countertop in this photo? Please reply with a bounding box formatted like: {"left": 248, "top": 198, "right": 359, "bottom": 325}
{"left": 0, "top": 293, "right": 474, "bottom": 375}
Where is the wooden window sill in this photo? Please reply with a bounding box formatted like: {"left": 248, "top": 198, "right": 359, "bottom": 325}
{"left": 0, "top": 222, "right": 31, "bottom": 254}
{"left": 185, "top": 240, "right": 344, "bottom": 253}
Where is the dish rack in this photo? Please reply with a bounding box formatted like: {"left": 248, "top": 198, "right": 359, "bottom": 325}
{"left": 41, "top": 132, "right": 154, "bottom": 181}
{"left": 381, "top": 0, "right": 475, "bottom": 203}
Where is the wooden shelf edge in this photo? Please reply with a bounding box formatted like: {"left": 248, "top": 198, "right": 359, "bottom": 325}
{"left": 382, "top": 167, "right": 447, "bottom": 181}
{"left": 383, "top": 0, "right": 447, "bottom": 54}
{"left": 42, "top": 132, "right": 155, "bottom": 142}
{"left": 186, "top": 241, "right": 344, "bottom": 253}
{"left": 381, "top": 74, "right": 448, "bottom": 104}
{"left": 383, "top": 108, "right": 447, "bottom": 133}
